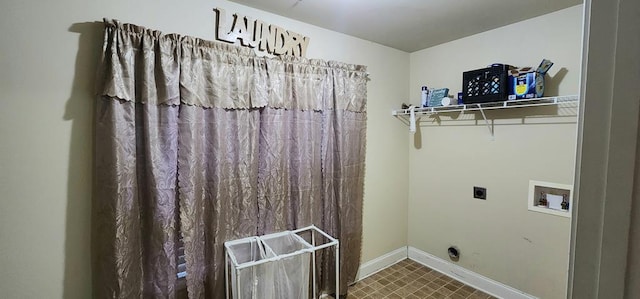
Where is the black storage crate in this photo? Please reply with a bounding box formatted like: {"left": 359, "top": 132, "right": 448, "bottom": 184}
{"left": 462, "top": 65, "right": 510, "bottom": 104}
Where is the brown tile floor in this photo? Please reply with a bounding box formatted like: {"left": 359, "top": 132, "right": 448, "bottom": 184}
{"left": 343, "top": 259, "right": 498, "bottom": 299}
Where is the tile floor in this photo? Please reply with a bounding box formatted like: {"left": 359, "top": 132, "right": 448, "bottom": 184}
{"left": 343, "top": 259, "right": 498, "bottom": 299}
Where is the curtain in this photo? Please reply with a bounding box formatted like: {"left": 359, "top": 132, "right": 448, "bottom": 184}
{"left": 93, "top": 19, "right": 368, "bottom": 299}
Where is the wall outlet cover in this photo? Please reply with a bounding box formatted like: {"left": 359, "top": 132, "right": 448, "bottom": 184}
{"left": 474, "top": 187, "right": 487, "bottom": 200}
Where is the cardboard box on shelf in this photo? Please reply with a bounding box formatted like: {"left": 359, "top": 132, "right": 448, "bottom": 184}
{"left": 508, "top": 59, "right": 554, "bottom": 100}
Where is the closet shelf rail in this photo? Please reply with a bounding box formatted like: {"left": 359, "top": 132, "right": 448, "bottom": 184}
{"left": 391, "top": 95, "right": 578, "bottom": 116}
{"left": 393, "top": 95, "right": 579, "bottom": 138}
{"left": 392, "top": 95, "right": 579, "bottom": 117}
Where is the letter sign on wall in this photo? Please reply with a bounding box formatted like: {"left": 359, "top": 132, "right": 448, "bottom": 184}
{"left": 214, "top": 8, "right": 310, "bottom": 57}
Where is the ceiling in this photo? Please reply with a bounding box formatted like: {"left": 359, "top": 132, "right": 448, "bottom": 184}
{"left": 228, "top": 0, "right": 583, "bottom": 52}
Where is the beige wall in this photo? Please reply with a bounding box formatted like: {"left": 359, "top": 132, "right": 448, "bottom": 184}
{"left": 0, "top": 1, "right": 409, "bottom": 298}
{"left": 407, "top": 5, "right": 583, "bottom": 299}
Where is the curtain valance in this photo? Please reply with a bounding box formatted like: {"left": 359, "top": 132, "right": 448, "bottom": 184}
{"left": 96, "top": 19, "right": 369, "bottom": 112}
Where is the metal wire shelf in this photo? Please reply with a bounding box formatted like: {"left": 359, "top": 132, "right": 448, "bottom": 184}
{"left": 392, "top": 95, "right": 579, "bottom": 116}
{"left": 392, "top": 95, "right": 579, "bottom": 138}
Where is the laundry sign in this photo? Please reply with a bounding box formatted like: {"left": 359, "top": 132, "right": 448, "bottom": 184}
{"left": 214, "top": 8, "right": 310, "bottom": 57}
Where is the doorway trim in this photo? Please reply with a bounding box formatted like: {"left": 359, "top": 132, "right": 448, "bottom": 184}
{"left": 569, "top": 0, "right": 640, "bottom": 298}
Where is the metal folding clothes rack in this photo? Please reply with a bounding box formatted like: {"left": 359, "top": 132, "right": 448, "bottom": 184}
{"left": 224, "top": 225, "right": 340, "bottom": 299}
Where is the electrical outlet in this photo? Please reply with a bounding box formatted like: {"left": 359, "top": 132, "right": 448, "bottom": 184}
{"left": 474, "top": 186, "right": 487, "bottom": 200}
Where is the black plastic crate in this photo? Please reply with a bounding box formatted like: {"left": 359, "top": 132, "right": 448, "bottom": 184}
{"left": 462, "top": 65, "right": 510, "bottom": 104}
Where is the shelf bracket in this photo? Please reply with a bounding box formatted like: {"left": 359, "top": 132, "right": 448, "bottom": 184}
{"left": 477, "top": 104, "right": 494, "bottom": 139}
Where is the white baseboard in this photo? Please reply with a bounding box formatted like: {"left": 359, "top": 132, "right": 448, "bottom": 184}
{"left": 408, "top": 247, "right": 537, "bottom": 299}
{"left": 357, "top": 247, "right": 408, "bottom": 280}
